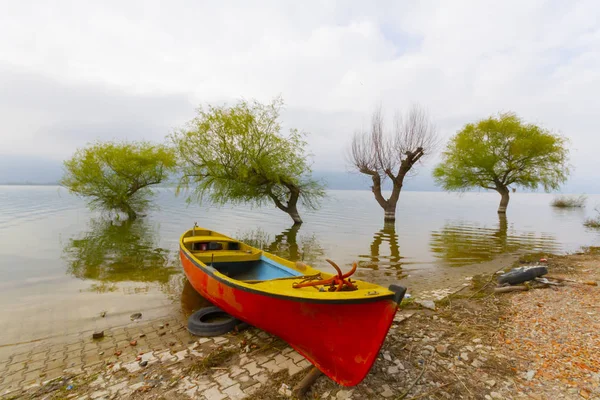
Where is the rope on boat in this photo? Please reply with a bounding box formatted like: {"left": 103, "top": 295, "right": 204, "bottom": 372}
{"left": 292, "top": 259, "right": 358, "bottom": 292}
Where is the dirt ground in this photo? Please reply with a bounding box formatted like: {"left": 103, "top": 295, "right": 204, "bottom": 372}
{"left": 327, "top": 247, "right": 600, "bottom": 400}
{"left": 2, "top": 248, "right": 600, "bottom": 400}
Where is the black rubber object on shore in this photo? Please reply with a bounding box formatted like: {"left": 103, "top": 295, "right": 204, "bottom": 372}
{"left": 388, "top": 284, "right": 407, "bottom": 304}
{"left": 187, "top": 306, "right": 244, "bottom": 337}
{"left": 498, "top": 266, "right": 548, "bottom": 285}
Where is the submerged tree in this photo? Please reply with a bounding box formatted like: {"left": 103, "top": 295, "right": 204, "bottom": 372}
{"left": 61, "top": 141, "right": 176, "bottom": 219}
{"left": 433, "top": 113, "right": 570, "bottom": 213}
{"left": 349, "top": 105, "right": 437, "bottom": 222}
{"left": 173, "top": 97, "right": 325, "bottom": 224}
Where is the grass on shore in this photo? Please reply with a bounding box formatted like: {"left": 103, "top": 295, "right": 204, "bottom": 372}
{"left": 187, "top": 346, "right": 238, "bottom": 375}
{"left": 551, "top": 195, "right": 587, "bottom": 208}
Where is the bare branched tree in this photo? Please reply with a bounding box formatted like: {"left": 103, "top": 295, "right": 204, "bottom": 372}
{"left": 350, "top": 105, "right": 437, "bottom": 222}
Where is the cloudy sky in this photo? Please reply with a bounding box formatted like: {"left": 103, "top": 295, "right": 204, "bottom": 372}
{"left": 1, "top": 0, "right": 599, "bottom": 188}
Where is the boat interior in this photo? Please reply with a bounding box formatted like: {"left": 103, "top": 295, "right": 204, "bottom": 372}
{"left": 211, "top": 259, "right": 302, "bottom": 281}
{"left": 182, "top": 230, "right": 303, "bottom": 282}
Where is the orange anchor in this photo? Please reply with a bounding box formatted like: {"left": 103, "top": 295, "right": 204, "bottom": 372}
{"left": 293, "top": 259, "right": 358, "bottom": 292}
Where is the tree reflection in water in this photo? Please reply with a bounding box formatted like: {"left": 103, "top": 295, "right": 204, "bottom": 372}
{"left": 63, "top": 218, "right": 179, "bottom": 284}
{"left": 357, "top": 223, "right": 406, "bottom": 280}
{"left": 430, "top": 214, "right": 560, "bottom": 266}
{"left": 236, "top": 224, "right": 324, "bottom": 264}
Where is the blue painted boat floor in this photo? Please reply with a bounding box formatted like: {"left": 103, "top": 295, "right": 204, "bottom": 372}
{"left": 212, "top": 258, "right": 302, "bottom": 281}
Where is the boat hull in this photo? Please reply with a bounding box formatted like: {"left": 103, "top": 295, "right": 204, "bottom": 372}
{"left": 180, "top": 249, "right": 399, "bottom": 386}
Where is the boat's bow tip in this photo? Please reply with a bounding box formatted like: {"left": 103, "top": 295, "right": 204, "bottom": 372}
{"left": 388, "top": 284, "right": 407, "bottom": 305}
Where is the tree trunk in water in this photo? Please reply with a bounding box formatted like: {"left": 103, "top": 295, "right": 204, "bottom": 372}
{"left": 286, "top": 186, "right": 303, "bottom": 225}
{"left": 365, "top": 172, "right": 402, "bottom": 223}
{"left": 382, "top": 183, "right": 402, "bottom": 223}
{"left": 384, "top": 203, "right": 397, "bottom": 222}
{"left": 121, "top": 204, "right": 137, "bottom": 220}
{"left": 287, "top": 203, "right": 303, "bottom": 225}
{"left": 497, "top": 187, "right": 510, "bottom": 214}
{"left": 270, "top": 184, "right": 303, "bottom": 225}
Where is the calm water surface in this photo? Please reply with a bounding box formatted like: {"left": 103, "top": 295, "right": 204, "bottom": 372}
{"left": 1, "top": 186, "right": 599, "bottom": 345}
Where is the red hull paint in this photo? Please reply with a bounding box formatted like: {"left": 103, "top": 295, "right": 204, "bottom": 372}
{"left": 180, "top": 250, "right": 398, "bottom": 386}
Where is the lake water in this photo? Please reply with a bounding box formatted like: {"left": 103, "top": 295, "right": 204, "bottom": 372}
{"left": 1, "top": 185, "right": 599, "bottom": 347}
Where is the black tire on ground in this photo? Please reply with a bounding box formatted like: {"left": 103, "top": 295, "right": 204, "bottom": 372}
{"left": 187, "top": 306, "right": 242, "bottom": 337}
{"left": 498, "top": 266, "right": 548, "bottom": 285}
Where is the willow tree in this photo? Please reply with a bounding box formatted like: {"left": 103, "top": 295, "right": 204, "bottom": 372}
{"left": 173, "top": 98, "right": 325, "bottom": 224}
{"left": 433, "top": 113, "right": 570, "bottom": 213}
{"left": 349, "top": 105, "right": 437, "bottom": 222}
{"left": 61, "top": 141, "right": 176, "bottom": 219}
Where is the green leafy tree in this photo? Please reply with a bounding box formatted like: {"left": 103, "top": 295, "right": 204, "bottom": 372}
{"left": 173, "top": 98, "right": 325, "bottom": 224}
{"left": 61, "top": 141, "right": 176, "bottom": 220}
{"left": 433, "top": 113, "right": 570, "bottom": 213}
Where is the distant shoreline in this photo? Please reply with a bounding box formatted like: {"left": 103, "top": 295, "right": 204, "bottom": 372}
{"left": 0, "top": 183, "right": 595, "bottom": 194}
{"left": 0, "top": 182, "right": 60, "bottom": 186}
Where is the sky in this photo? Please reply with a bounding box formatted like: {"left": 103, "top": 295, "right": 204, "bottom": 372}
{"left": 1, "top": 1, "right": 599, "bottom": 190}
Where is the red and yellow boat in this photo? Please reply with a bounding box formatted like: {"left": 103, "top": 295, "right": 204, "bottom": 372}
{"left": 179, "top": 226, "right": 406, "bottom": 386}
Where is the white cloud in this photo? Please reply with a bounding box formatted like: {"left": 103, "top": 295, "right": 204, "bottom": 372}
{"left": 0, "top": 67, "right": 193, "bottom": 158}
{"left": 0, "top": 0, "right": 599, "bottom": 180}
